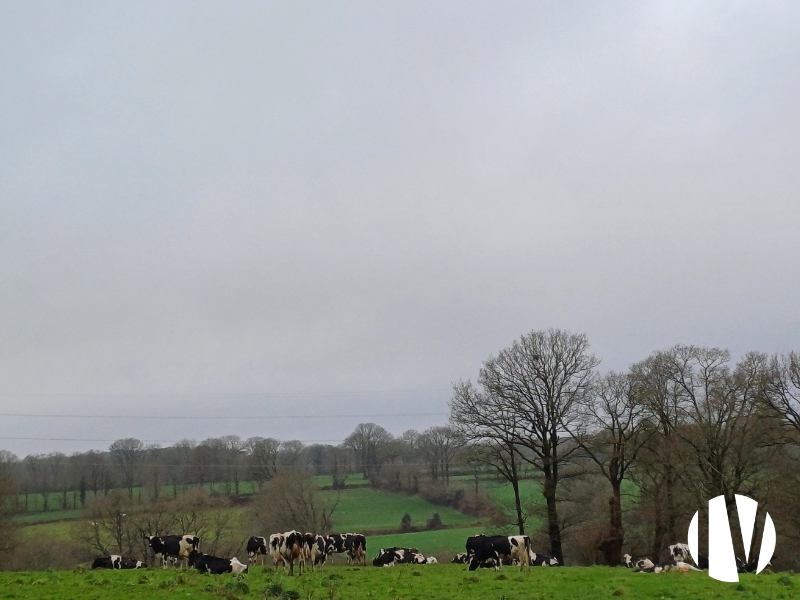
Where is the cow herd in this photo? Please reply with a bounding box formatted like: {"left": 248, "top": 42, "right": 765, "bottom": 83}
{"left": 246, "top": 532, "right": 367, "bottom": 575}
{"left": 88, "top": 532, "right": 771, "bottom": 577}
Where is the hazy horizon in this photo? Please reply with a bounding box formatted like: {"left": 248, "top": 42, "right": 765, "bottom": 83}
{"left": 2, "top": 1, "right": 799, "bottom": 457}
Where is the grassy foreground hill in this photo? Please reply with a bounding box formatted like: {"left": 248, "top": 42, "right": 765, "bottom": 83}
{"left": 0, "top": 565, "right": 794, "bottom": 600}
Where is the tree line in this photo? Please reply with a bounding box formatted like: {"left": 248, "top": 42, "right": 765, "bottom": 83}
{"left": 451, "top": 328, "right": 800, "bottom": 568}
{"left": 1, "top": 328, "right": 799, "bottom": 569}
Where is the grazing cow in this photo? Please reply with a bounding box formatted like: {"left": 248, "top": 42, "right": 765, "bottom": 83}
{"left": 189, "top": 551, "right": 248, "bottom": 575}
{"left": 247, "top": 536, "right": 269, "bottom": 566}
{"left": 452, "top": 553, "right": 469, "bottom": 564}
{"left": 91, "top": 555, "right": 142, "bottom": 569}
{"left": 280, "top": 530, "right": 305, "bottom": 576}
{"left": 530, "top": 552, "right": 559, "bottom": 567}
{"left": 346, "top": 534, "right": 367, "bottom": 566}
{"left": 425, "top": 557, "right": 438, "bottom": 564}
{"left": 468, "top": 536, "right": 506, "bottom": 571}
{"left": 468, "top": 536, "right": 531, "bottom": 571}
{"left": 148, "top": 535, "right": 200, "bottom": 569}
{"left": 465, "top": 534, "right": 488, "bottom": 559}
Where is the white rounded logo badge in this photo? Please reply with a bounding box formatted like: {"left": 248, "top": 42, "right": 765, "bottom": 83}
{"left": 688, "top": 494, "right": 776, "bottom": 582}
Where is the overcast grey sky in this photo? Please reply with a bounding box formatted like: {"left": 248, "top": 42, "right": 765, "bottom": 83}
{"left": 2, "top": 1, "right": 799, "bottom": 456}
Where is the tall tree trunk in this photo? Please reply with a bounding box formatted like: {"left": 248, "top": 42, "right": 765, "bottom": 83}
{"left": 601, "top": 479, "right": 624, "bottom": 566}
{"left": 544, "top": 476, "right": 563, "bottom": 564}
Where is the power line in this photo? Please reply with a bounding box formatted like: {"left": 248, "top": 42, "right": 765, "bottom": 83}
{"left": 0, "top": 436, "right": 344, "bottom": 444}
{"left": 0, "top": 388, "right": 451, "bottom": 398}
{"left": 0, "top": 412, "right": 448, "bottom": 420}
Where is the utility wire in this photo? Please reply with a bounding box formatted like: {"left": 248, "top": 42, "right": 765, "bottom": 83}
{"left": 0, "top": 412, "right": 448, "bottom": 420}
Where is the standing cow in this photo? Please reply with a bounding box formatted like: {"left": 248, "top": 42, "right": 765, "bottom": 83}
{"left": 247, "top": 536, "right": 269, "bottom": 566}
{"left": 279, "top": 530, "right": 305, "bottom": 575}
{"left": 148, "top": 535, "right": 201, "bottom": 569}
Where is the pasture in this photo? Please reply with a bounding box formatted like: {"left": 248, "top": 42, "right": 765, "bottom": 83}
{"left": 0, "top": 565, "right": 793, "bottom": 600}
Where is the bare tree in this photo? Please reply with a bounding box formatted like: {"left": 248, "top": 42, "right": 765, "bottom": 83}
{"left": 0, "top": 452, "right": 19, "bottom": 554}
{"left": 343, "top": 423, "right": 392, "bottom": 479}
{"left": 109, "top": 438, "right": 144, "bottom": 499}
{"left": 245, "top": 437, "right": 280, "bottom": 491}
{"left": 450, "top": 380, "right": 526, "bottom": 535}
{"left": 567, "top": 371, "right": 652, "bottom": 565}
{"left": 478, "top": 329, "right": 599, "bottom": 564}
{"left": 668, "top": 348, "right": 772, "bottom": 505}
{"left": 249, "top": 471, "right": 338, "bottom": 535}
{"left": 419, "top": 426, "right": 461, "bottom": 485}
{"left": 764, "top": 351, "right": 800, "bottom": 437}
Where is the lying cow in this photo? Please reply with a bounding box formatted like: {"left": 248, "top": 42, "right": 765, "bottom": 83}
{"left": 91, "top": 555, "right": 142, "bottom": 569}
{"left": 530, "top": 552, "right": 559, "bottom": 566}
{"left": 148, "top": 534, "right": 200, "bottom": 569}
{"left": 247, "top": 536, "right": 268, "bottom": 565}
{"left": 668, "top": 543, "right": 708, "bottom": 570}
{"left": 188, "top": 550, "right": 248, "bottom": 574}
{"left": 372, "top": 547, "right": 419, "bottom": 567}
{"left": 452, "top": 553, "right": 469, "bottom": 564}
{"left": 737, "top": 556, "right": 772, "bottom": 573}
{"left": 622, "top": 554, "right": 655, "bottom": 571}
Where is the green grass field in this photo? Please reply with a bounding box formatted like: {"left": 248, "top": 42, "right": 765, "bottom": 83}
{"left": 318, "top": 488, "right": 476, "bottom": 533}
{"left": 0, "top": 565, "right": 792, "bottom": 600}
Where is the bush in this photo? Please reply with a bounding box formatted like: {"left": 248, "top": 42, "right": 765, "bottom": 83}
{"left": 426, "top": 513, "right": 443, "bottom": 530}
{"left": 400, "top": 513, "right": 413, "bottom": 532}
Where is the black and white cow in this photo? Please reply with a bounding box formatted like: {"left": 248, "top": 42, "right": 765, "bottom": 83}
{"left": 622, "top": 554, "right": 655, "bottom": 571}
{"left": 345, "top": 534, "right": 367, "bottom": 566}
{"left": 148, "top": 534, "right": 201, "bottom": 569}
{"left": 189, "top": 551, "right": 248, "bottom": 575}
{"left": 372, "top": 547, "right": 419, "bottom": 567}
{"left": 530, "top": 552, "right": 559, "bottom": 567}
{"left": 247, "top": 536, "right": 269, "bottom": 566}
{"left": 425, "top": 557, "right": 438, "bottom": 564}
{"left": 465, "top": 534, "right": 488, "bottom": 559}
{"left": 467, "top": 536, "right": 531, "bottom": 571}
{"left": 91, "top": 555, "right": 142, "bottom": 569}
{"left": 303, "top": 533, "right": 328, "bottom": 571}
{"left": 668, "top": 543, "right": 708, "bottom": 569}
{"left": 280, "top": 530, "right": 306, "bottom": 576}
{"left": 326, "top": 533, "right": 355, "bottom": 559}
{"left": 269, "top": 533, "right": 286, "bottom": 568}
{"left": 736, "top": 556, "right": 771, "bottom": 573}
{"left": 452, "top": 553, "right": 469, "bottom": 564}
{"left": 668, "top": 543, "right": 691, "bottom": 562}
